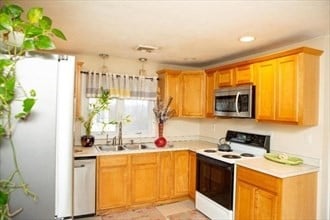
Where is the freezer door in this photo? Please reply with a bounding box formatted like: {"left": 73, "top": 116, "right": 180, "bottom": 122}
{"left": 0, "top": 54, "right": 75, "bottom": 220}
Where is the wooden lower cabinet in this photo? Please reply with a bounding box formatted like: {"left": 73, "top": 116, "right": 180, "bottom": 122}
{"left": 188, "top": 151, "right": 196, "bottom": 199}
{"left": 173, "top": 150, "right": 189, "bottom": 197}
{"left": 158, "top": 152, "right": 174, "bottom": 200}
{"left": 97, "top": 155, "right": 129, "bottom": 210}
{"left": 96, "top": 150, "right": 192, "bottom": 212}
{"left": 131, "top": 153, "right": 158, "bottom": 205}
{"left": 235, "top": 165, "right": 317, "bottom": 220}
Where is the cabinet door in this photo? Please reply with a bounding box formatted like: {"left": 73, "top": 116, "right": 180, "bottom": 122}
{"left": 188, "top": 151, "right": 196, "bottom": 199}
{"left": 235, "top": 64, "right": 254, "bottom": 85}
{"left": 205, "top": 72, "right": 218, "bottom": 117}
{"left": 254, "top": 188, "right": 278, "bottom": 220}
{"left": 255, "top": 60, "right": 277, "bottom": 120}
{"left": 218, "top": 69, "right": 234, "bottom": 87}
{"left": 158, "top": 70, "right": 181, "bottom": 117}
{"left": 235, "top": 180, "right": 255, "bottom": 220}
{"left": 180, "top": 71, "right": 206, "bottom": 117}
{"left": 97, "top": 156, "right": 129, "bottom": 210}
{"left": 158, "top": 152, "right": 173, "bottom": 200}
{"left": 276, "top": 55, "right": 298, "bottom": 122}
{"left": 173, "top": 151, "right": 189, "bottom": 197}
{"left": 131, "top": 153, "right": 158, "bottom": 204}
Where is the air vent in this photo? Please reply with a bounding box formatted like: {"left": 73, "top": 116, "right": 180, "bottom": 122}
{"left": 135, "top": 44, "right": 158, "bottom": 53}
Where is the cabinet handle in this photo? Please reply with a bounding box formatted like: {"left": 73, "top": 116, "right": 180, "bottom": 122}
{"left": 74, "top": 164, "right": 85, "bottom": 168}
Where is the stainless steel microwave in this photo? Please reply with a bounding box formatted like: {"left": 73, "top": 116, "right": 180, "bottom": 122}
{"left": 214, "top": 85, "right": 255, "bottom": 118}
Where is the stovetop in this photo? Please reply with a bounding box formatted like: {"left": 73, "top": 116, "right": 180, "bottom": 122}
{"left": 197, "top": 130, "right": 270, "bottom": 164}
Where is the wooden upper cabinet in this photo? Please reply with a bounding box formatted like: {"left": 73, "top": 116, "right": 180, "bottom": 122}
{"left": 74, "top": 62, "right": 84, "bottom": 120}
{"left": 157, "top": 69, "right": 181, "bottom": 117}
{"left": 255, "top": 50, "right": 322, "bottom": 125}
{"left": 235, "top": 64, "right": 254, "bottom": 85}
{"left": 205, "top": 72, "right": 218, "bottom": 117}
{"left": 255, "top": 60, "right": 277, "bottom": 121}
{"left": 217, "top": 68, "right": 234, "bottom": 87}
{"left": 276, "top": 55, "right": 298, "bottom": 122}
{"left": 216, "top": 65, "right": 254, "bottom": 88}
{"left": 180, "top": 70, "right": 206, "bottom": 117}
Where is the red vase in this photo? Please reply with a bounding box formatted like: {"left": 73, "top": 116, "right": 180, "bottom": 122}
{"left": 154, "top": 122, "right": 167, "bottom": 147}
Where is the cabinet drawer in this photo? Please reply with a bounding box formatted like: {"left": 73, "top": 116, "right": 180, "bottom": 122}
{"left": 98, "top": 155, "right": 128, "bottom": 167}
{"left": 237, "top": 165, "right": 281, "bottom": 193}
{"left": 132, "top": 153, "right": 157, "bottom": 165}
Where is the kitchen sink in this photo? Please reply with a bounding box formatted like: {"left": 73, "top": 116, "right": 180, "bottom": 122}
{"left": 96, "top": 145, "right": 126, "bottom": 152}
{"left": 96, "top": 143, "right": 156, "bottom": 152}
{"left": 123, "top": 143, "right": 155, "bottom": 150}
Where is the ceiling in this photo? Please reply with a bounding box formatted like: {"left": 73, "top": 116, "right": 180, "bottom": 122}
{"left": 10, "top": 0, "right": 330, "bottom": 67}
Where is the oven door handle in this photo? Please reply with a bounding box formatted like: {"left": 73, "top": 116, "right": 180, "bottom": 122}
{"left": 235, "top": 92, "right": 240, "bottom": 114}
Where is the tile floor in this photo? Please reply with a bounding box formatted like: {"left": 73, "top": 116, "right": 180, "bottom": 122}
{"left": 76, "top": 200, "right": 202, "bottom": 220}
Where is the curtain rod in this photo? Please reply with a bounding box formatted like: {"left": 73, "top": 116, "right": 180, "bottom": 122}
{"left": 80, "top": 71, "right": 158, "bottom": 80}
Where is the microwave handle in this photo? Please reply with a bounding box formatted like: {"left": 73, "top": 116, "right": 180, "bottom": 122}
{"left": 235, "top": 92, "right": 240, "bottom": 114}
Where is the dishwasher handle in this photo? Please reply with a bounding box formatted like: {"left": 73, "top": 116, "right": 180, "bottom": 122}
{"left": 74, "top": 164, "right": 85, "bottom": 168}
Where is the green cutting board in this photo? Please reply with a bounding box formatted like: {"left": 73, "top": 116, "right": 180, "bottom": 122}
{"left": 264, "top": 153, "right": 303, "bottom": 165}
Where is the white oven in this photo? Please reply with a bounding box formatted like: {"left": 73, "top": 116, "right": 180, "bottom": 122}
{"left": 195, "top": 130, "right": 270, "bottom": 220}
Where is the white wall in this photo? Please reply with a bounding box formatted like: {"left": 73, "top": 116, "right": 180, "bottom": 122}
{"left": 75, "top": 35, "right": 329, "bottom": 219}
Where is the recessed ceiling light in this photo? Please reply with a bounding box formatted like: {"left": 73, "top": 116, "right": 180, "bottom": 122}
{"left": 239, "top": 36, "right": 255, "bottom": 42}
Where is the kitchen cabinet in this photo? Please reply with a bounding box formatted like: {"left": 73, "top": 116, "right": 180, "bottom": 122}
{"left": 96, "top": 155, "right": 129, "bottom": 211}
{"left": 216, "top": 65, "right": 254, "bottom": 88}
{"left": 235, "top": 165, "right": 317, "bottom": 220}
{"left": 157, "top": 69, "right": 206, "bottom": 118}
{"left": 74, "top": 61, "right": 83, "bottom": 120}
{"left": 173, "top": 150, "right": 189, "bottom": 197}
{"left": 157, "top": 69, "right": 181, "bottom": 117}
{"left": 158, "top": 151, "right": 173, "bottom": 200}
{"left": 205, "top": 71, "right": 218, "bottom": 117}
{"left": 180, "top": 70, "right": 206, "bottom": 117}
{"left": 217, "top": 68, "right": 234, "bottom": 87}
{"left": 255, "top": 51, "right": 322, "bottom": 125}
{"left": 96, "top": 151, "right": 192, "bottom": 212}
{"left": 235, "top": 64, "right": 254, "bottom": 85}
{"left": 131, "top": 153, "right": 158, "bottom": 205}
{"left": 188, "top": 151, "right": 196, "bottom": 199}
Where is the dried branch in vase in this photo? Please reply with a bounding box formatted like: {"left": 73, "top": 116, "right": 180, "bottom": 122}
{"left": 153, "top": 96, "right": 174, "bottom": 123}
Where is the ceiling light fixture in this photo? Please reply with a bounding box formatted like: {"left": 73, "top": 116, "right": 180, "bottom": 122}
{"left": 138, "top": 58, "right": 147, "bottom": 75}
{"left": 239, "top": 36, "right": 255, "bottom": 43}
{"left": 99, "top": 53, "right": 109, "bottom": 73}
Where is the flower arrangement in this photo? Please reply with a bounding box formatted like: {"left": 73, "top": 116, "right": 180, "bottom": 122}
{"left": 153, "top": 96, "right": 174, "bottom": 123}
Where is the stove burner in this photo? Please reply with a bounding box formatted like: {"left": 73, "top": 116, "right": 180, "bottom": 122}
{"left": 204, "top": 149, "right": 217, "bottom": 153}
{"left": 240, "top": 153, "right": 255, "bottom": 157}
{"left": 222, "top": 154, "right": 241, "bottom": 159}
{"left": 218, "top": 149, "right": 233, "bottom": 152}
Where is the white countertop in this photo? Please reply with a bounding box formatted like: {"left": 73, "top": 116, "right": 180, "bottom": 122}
{"left": 74, "top": 140, "right": 319, "bottom": 179}
{"left": 74, "top": 140, "right": 216, "bottom": 158}
{"left": 236, "top": 157, "right": 319, "bottom": 178}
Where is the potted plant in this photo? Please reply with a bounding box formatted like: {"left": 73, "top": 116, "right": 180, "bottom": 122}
{"left": 79, "top": 89, "right": 111, "bottom": 147}
{"left": 0, "top": 2, "right": 66, "bottom": 218}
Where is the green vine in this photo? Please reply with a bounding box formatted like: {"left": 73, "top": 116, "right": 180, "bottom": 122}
{"left": 0, "top": 1, "right": 66, "bottom": 219}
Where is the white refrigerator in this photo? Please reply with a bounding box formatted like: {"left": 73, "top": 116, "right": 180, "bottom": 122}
{"left": 0, "top": 53, "right": 75, "bottom": 220}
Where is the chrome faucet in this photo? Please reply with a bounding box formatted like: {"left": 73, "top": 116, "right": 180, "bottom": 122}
{"left": 118, "top": 122, "right": 123, "bottom": 146}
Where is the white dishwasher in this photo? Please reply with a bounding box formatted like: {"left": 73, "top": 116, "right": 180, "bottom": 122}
{"left": 74, "top": 157, "right": 96, "bottom": 217}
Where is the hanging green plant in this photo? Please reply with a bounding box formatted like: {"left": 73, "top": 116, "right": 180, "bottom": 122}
{"left": 0, "top": 1, "right": 66, "bottom": 218}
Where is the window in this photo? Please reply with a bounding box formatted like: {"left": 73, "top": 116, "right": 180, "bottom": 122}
{"left": 89, "top": 98, "right": 156, "bottom": 138}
